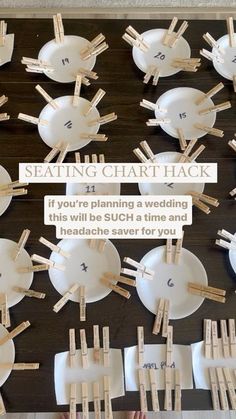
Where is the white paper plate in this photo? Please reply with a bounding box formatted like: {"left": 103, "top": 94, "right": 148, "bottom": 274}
{"left": 132, "top": 28, "right": 191, "bottom": 77}
{"left": 0, "top": 34, "right": 14, "bottom": 66}
{"left": 66, "top": 182, "right": 121, "bottom": 196}
{"left": 0, "top": 324, "right": 15, "bottom": 387}
{"left": 137, "top": 245, "right": 208, "bottom": 319}
{"left": 155, "top": 87, "right": 216, "bottom": 140}
{"left": 0, "top": 238, "right": 33, "bottom": 308}
{"left": 139, "top": 151, "right": 205, "bottom": 196}
{"left": 38, "top": 95, "right": 100, "bottom": 152}
{"left": 213, "top": 34, "right": 236, "bottom": 81}
{"left": 229, "top": 232, "right": 236, "bottom": 274}
{"left": 38, "top": 35, "right": 96, "bottom": 83}
{"left": 54, "top": 348, "right": 124, "bottom": 405}
{"left": 0, "top": 165, "right": 12, "bottom": 216}
{"left": 49, "top": 239, "right": 121, "bottom": 303}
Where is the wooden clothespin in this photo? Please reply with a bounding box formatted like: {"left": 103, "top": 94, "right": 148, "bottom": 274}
{"left": 220, "top": 320, "right": 230, "bottom": 358}
{"left": 93, "top": 325, "right": 100, "bottom": 364}
{"left": 198, "top": 101, "right": 231, "bottom": 116}
{"left": 123, "top": 257, "right": 154, "bottom": 278}
{"left": 88, "top": 112, "right": 117, "bottom": 127}
{"left": 81, "top": 382, "right": 89, "bottom": 419}
{"left": 101, "top": 277, "right": 131, "bottom": 299}
{"left": 0, "top": 20, "right": 7, "bottom": 47}
{"left": 223, "top": 367, "right": 236, "bottom": 410}
{"left": 229, "top": 139, "right": 236, "bottom": 152}
{"left": 212, "top": 321, "right": 220, "bottom": 359}
{"left": 13, "top": 229, "right": 30, "bottom": 261}
{"left": 216, "top": 367, "right": 229, "bottom": 410}
{"left": 22, "top": 57, "right": 54, "bottom": 73}
{"left": 174, "top": 369, "right": 181, "bottom": 411}
{"left": 122, "top": 26, "right": 149, "bottom": 52}
{"left": 73, "top": 75, "right": 82, "bottom": 107}
{"left": 168, "top": 20, "right": 189, "bottom": 48}
{"left": 35, "top": 85, "right": 59, "bottom": 110}
{"left": 229, "top": 319, "right": 236, "bottom": 357}
{"left": 203, "top": 32, "right": 225, "bottom": 55}
{"left": 0, "top": 95, "right": 8, "bottom": 108}
{"left": 103, "top": 326, "right": 110, "bottom": 367}
{"left": 0, "top": 112, "right": 10, "bottom": 121}
{"left": 153, "top": 298, "right": 165, "bottom": 335}
{"left": 209, "top": 368, "right": 220, "bottom": 410}
{"left": 177, "top": 128, "right": 187, "bottom": 151}
{"left": 84, "top": 88, "right": 106, "bottom": 116}
{"left": 188, "top": 282, "right": 226, "bottom": 303}
{"left": 204, "top": 319, "right": 212, "bottom": 359}
{"left": 104, "top": 376, "right": 113, "bottom": 419}
{"left": 56, "top": 143, "right": 69, "bottom": 163}
{"left": 80, "top": 133, "right": 108, "bottom": 142}
{"left": 227, "top": 17, "right": 235, "bottom": 47}
{"left": 0, "top": 180, "right": 28, "bottom": 191}
{"left": 192, "top": 198, "right": 211, "bottom": 215}
{"left": 143, "top": 65, "right": 158, "bottom": 85}
{"left": 229, "top": 187, "right": 236, "bottom": 198}
{"left": 39, "top": 236, "right": 70, "bottom": 258}
{"left": 31, "top": 254, "right": 65, "bottom": 271}
{"left": 0, "top": 293, "right": 10, "bottom": 328}
{"left": 13, "top": 286, "right": 45, "bottom": 299}
{"left": 79, "top": 286, "right": 86, "bottom": 322}
{"left": 80, "top": 33, "right": 105, "bottom": 56}
{"left": 195, "top": 122, "right": 224, "bottom": 138}
{"left": 98, "top": 239, "right": 107, "bottom": 253}
{"left": 139, "top": 140, "right": 155, "bottom": 161}
{"left": 215, "top": 238, "right": 236, "bottom": 251}
{"left": 53, "top": 13, "right": 64, "bottom": 43}
{"left": 188, "top": 144, "right": 206, "bottom": 162}
{"left": 146, "top": 118, "right": 171, "bottom": 126}
{"left": 178, "top": 138, "right": 198, "bottom": 162}
{"left": 44, "top": 142, "right": 61, "bottom": 163}
{"left": 200, "top": 48, "right": 224, "bottom": 64}
{"left": 80, "top": 329, "right": 89, "bottom": 369}
{"left": 138, "top": 369, "right": 148, "bottom": 412}
{"left": 217, "top": 229, "right": 236, "bottom": 246}
{"left": 0, "top": 187, "right": 27, "bottom": 197}
{"left": 166, "top": 325, "right": 173, "bottom": 366}
{"left": 140, "top": 99, "right": 166, "bottom": 113}
{"left": 75, "top": 152, "right": 81, "bottom": 163}
{"left": 121, "top": 267, "right": 153, "bottom": 280}
{"left": 149, "top": 368, "right": 159, "bottom": 412}
{"left": 69, "top": 328, "right": 76, "bottom": 368}
{"left": 137, "top": 326, "right": 144, "bottom": 367}
{"left": 163, "top": 17, "right": 178, "bottom": 46}
{"left": 78, "top": 67, "right": 98, "bottom": 80}
{"left": 0, "top": 320, "right": 30, "bottom": 346}
{"left": 69, "top": 383, "right": 77, "bottom": 419}
{"left": 174, "top": 232, "right": 184, "bottom": 264}
{"left": 162, "top": 299, "right": 170, "bottom": 338}
{"left": 171, "top": 57, "right": 201, "bottom": 72}
{"left": 18, "top": 113, "right": 48, "bottom": 126}
{"left": 0, "top": 391, "right": 6, "bottom": 416}
{"left": 9, "top": 363, "right": 39, "bottom": 370}
{"left": 104, "top": 272, "right": 136, "bottom": 287}
{"left": 81, "top": 38, "right": 108, "bottom": 60}
{"left": 164, "top": 367, "right": 172, "bottom": 410}
{"left": 53, "top": 284, "right": 79, "bottom": 313}
{"left": 189, "top": 191, "right": 219, "bottom": 208}
{"left": 93, "top": 382, "right": 101, "bottom": 419}
{"left": 195, "top": 82, "right": 224, "bottom": 106}
{"left": 18, "top": 264, "right": 49, "bottom": 273}
{"left": 133, "top": 147, "right": 148, "bottom": 163}
{"left": 166, "top": 239, "right": 173, "bottom": 264}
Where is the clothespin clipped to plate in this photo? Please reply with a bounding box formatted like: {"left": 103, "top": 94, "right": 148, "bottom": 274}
{"left": 0, "top": 21, "right": 7, "bottom": 47}
{"left": 39, "top": 236, "right": 70, "bottom": 259}
{"left": 198, "top": 101, "right": 231, "bottom": 116}
{"left": 171, "top": 57, "right": 201, "bottom": 72}
{"left": 0, "top": 293, "right": 10, "bottom": 328}
{"left": 121, "top": 256, "right": 154, "bottom": 280}
{"left": 0, "top": 320, "right": 30, "bottom": 346}
{"left": 195, "top": 82, "right": 224, "bottom": 106}
{"left": 143, "top": 65, "right": 160, "bottom": 86}
{"left": 168, "top": 20, "right": 189, "bottom": 48}
{"left": 122, "top": 25, "right": 150, "bottom": 52}
{"left": 21, "top": 57, "right": 54, "bottom": 73}
{"left": 35, "top": 84, "right": 59, "bottom": 110}
{"left": 31, "top": 253, "right": 65, "bottom": 271}
{"left": 18, "top": 112, "right": 48, "bottom": 126}
{"left": 216, "top": 228, "right": 236, "bottom": 251}
{"left": 100, "top": 276, "right": 131, "bottom": 299}
{"left": 194, "top": 122, "right": 224, "bottom": 138}
{"left": 178, "top": 139, "right": 205, "bottom": 163}
{"left": 83, "top": 88, "right": 106, "bottom": 116}
{"left": 88, "top": 238, "right": 107, "bottom": 252}
{"left": 133, "top": 140, "right": 156, "bottom": 163}
{"left": 56, "top": 143, "right": 69, "bottom": 163}
{"left": 200, "top": 48, "right": 224, "bottom": 64}
{"left": 188, "top": 282, "right": 226, "bottom": 304}
{"left": 53, "top": 283, "right": 79, "bottom": 313}
{"left": 140, "top": 98, "right": 167, "bottom": 114}
{"left": 88, "top": 112, "right": 117, "bottom": 127}
{"left": 13, "top": 229, "right": 30, "bottom": 261}
{"left": 53, "top": 13, "right": 64, "bottom": 43}
{"left": 189, "top": 191, "right": 219, "bottom": 215}
{"left": 80, "top": 33, "right": 108, "bottom": 60}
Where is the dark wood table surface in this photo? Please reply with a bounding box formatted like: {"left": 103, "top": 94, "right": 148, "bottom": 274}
{"left": 0, "top": 17, "right": 236, "bottom": 412}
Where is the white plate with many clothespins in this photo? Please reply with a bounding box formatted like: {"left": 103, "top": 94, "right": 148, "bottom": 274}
{"left": 0, "top": 237, "right": 33, "bottom": 308}
{"left": 18, "top": 85, "right": 117, "bottom": 156}
{"left": 153, "top": 87, "right": 219, "bottom": 140}
{"left": 136, "top": 150, "right": 205, "bottom": 197}
{"left": 0, "top": 324, "right": 15, "bottom": 387}
{"left": 22, "top": 14, "right": 108, "bottom": 83}
{"left": 136, "top": 245, "right": 208, "bottom": 319}
{"left": 49, "top": 239, "right": 121, "bottom": 304}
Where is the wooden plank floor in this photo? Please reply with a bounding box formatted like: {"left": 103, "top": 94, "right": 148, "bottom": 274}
{"left": 0, "top": 18, "right": 235, "bottom": 413}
